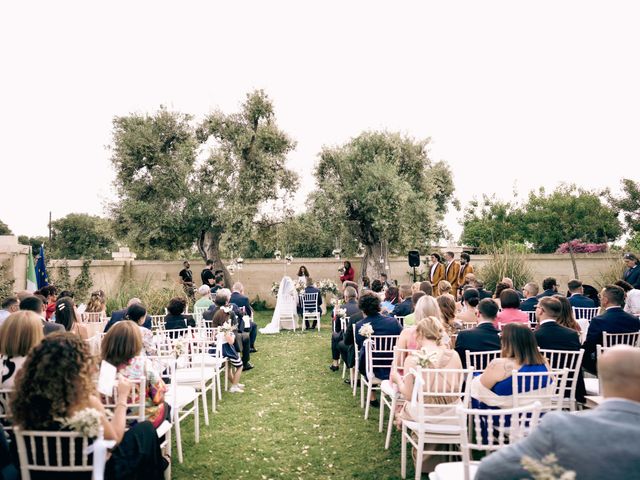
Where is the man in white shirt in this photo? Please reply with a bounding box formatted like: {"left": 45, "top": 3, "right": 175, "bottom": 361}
{"left": 0, "top": 296, "right": 19, "bottom": 325}
{"left": 615, "top": 280, "right": 640, "bottom": 316}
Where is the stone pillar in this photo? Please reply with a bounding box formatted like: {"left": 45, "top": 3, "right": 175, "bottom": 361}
{"left": 0, "top": 236, "right": 31, "bottom": 291}
{"left": 112, "top": 247, "right": 136, "bottom": 285}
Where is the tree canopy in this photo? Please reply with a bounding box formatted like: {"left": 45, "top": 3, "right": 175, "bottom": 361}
{"left": 314, "top": 131, "right": 454, "bottom": 278}
{"left": 0, "top": 220, "right": 12, "bottom": 236}
{"left": 49, "top": 213, "right": 117, "bottom": 259}
{"left": 110, "top": 90, "right": 298, "bottom": 284}
{"left": 460, "top": 195, "right": 527, "bottom": 250}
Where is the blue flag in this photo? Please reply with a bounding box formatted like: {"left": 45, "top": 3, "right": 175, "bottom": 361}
{"left": 35, "top": 245, "right": 49, "bottom": 289}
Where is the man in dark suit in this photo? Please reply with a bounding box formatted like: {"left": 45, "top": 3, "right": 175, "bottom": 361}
{"left": 534, "top": 296, "right": 586, "bottom": 403}
{"left": 230, "top": 282, "right": 258, "bottom": 352}
{"left": 583, "top": 285, "right": 640, "bottom": 374}
{"left": 297, "top": 278, "right": 322, "bottom": 330}
{"left": 19, "top": 296, "right": 65, "bottom": 335}
{"left": 473, "top": 280, "right": 493, "bottom": 300}
{"left": 519, "top": 282, "right": 539, "bottom": 312}
{"left": 455, "top": 298, "right": 501, "bottom": 368}
{"left": 390, "top": 284, "right": 413, "bottom": 318}
{"left": 537, "top": 277, "right": 558, "bottom": 298}
{"left": 567, "top": 279, "right": 595, "bottom": 308}
{"left": 623, "top": 252, "right": 640, "bottom": 288}
{"left": 331, "top": 286, "right": 362, "bottom": 371}
{"left": 104, "top": 297, "right": 152, "bottom": 333}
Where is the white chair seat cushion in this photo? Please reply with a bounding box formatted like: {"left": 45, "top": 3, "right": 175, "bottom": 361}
{"left": 403, "top": 420, "right": 462, "bottom": 435}
{"left": 584, "top": 378, "right": 600, "bottom": 396}
{"left": 165, "top": 385, "right": 199, "bottom": 408}
{"left": 431, "top": 461, "right": 478, "bottom": 480}
{"left": 380, "top": 379, "right": 397, "bottom": 397}
{"left": 175, "top": 368, "right": 215, "bottom": 384}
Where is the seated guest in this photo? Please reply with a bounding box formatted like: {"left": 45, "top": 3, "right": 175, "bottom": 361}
{"left": 230, "top": 282, "right": 258, "bottom": 352}
{"left": 390, "top": 284, "right": 413, "bottom": 317}
{"left": 330, "top": 286, "right": 361, "bottom": 371}
{"left": 212, "top": 309, "right": 245, "bottom": 393}
{"left": 337, "top": 289, "right": 365, "bottom": 377}
{"left": 456, "top": 272, "right": 475, "bottom": 300}
{"left": 0, "top": 311, "right": 43, "bottom": 388}
{"left": 475, "top": 345, "right": 640, "bottom": 480}
{"left": 389, "top": 315, "right": 463, "bottom": 473}
{"left": 537, "top": 277, "right": 558, "bottom": 298}
{"left": 455, "top": 298, "right": 501, "bottom": 368}
{"left": 104, "top": 297, "right": 152, "bottom": 332}
{"left": 101, "top": 321, "right": 167, "bottom": 428}
{"left": 554, "top": 294, "right": 582, "bottom": 333}
{"left": 354, "top": 294, "right": 402, "bottom": 404}
{"left": 437, "top": 294, "right": 462, "bottom": 341}
{"left": 164, "top": 297, "right": 196, "bottom": 331}
{"left": 84, "top": 289, "right": 107, "bottom": 316}
{"left": 536, "top": 296, "right": 585, "bottom": 402}
{"left": 19, "top": 295, "right": 65, "bottom": 335}
{"left": 396, "top": 295, "right": 442, "bottom": 353}
{"left": 205, "top": 290, "right": 253, "bottom": 371}
{"left": 194, "top": 284, "right": 214, "bottom": 309}
{"left": 209, "top": 275, "right": 225, "bottom": 295}
{"left": 495, "top": 288, "right": 529, "bottom": 328}
{"left": 471, "top": 323, "right": 549, "bottom": 409}
{"left": 473, "top": 280, "right": 493, "bottom": 300}
{"left": 615, "top": 280, "right": 640, "bottom": 316}
{"left": 54, "top": 297, "right": 89, "bottom": 340}
{"left": 455, "top": 287, "right": 480, "bottom": 324}
{"left": 491, "top": 282, "right": 510, "bottom": 309}
{"left": 402, "top": 291, "right": 426, "bottom": 327}
{"left": 583, "top": 285, "right": 640, "bottom": 374}
{"left": 361, "top": 276, "right": 371, "bottom": 292}
{"left": 419, "top": 281, "right": 434, "bottom": 297}
{"left": 11, "top": 332, "right": 168, "bottom": 479}
{"left": 0, "top": 297, "right": 19, "bottom": 325}
{"left": 40, "top": 285, "right": 58, "bottom": 320}
{"left": 371, "top": 279, "right": 385, "bottom": 301}
{"left": 567, "top": 279, "right": 595, "bottom": 308}
{"left": 297, "top": 278, "right": 322, "bottom": 330}
{"left": 501, "top": 277, "right": 523, "bottom": 299}
{"left": 380, "top": 286, "right": 399, "bottom": 314}
{"left": 379, "top": 272, "right": 392, "bottom": 289}
{"left": 519, "top": 282, "right": 539, "bottom": 312}
{"left": 125, "top": 303, "right": 156, "bottom": 357}
{"left": 437, "top": 280, "right": 453, "bottom": 297}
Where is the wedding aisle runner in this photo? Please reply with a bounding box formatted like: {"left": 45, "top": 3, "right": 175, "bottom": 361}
{"left": 172, "top": 311, "right": 408, "bottom": 479}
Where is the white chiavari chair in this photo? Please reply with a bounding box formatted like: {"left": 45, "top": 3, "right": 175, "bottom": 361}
{"left": 572, "top": 306, "right": 599, "bottom": 320}
{"left": 526, "top": 311, "right": 538, "bottom": 329}
{"left": 540, "top": 349, "right": 585, "bottom": 411}
{"left": 464, "top": 350, "right": 501, "bottom": 373}
{"left": 511, "top": 369, "right": 568, "bottom": 414}
{"left": 151, "top": 315, "right": 166, "bottom": 332}
{"left": 381, "top": 348, "right": 414, "bottom": 449}
{"left": 362, "top": 335, "right": 400, "bottom": 420}
{"left": 299, "top": 292, "right": 321, "bottom": 331}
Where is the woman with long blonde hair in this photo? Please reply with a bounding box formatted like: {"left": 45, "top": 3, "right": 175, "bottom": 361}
{"left": 396, "top": 295, "right": 442, "bottom": 352}
{"left": 0, "top": 311, "right": 43, "bottom": 387}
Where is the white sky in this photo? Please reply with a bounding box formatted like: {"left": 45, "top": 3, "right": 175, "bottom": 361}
{"left": 1, "top": 1, "right": 639, "bottom": 241}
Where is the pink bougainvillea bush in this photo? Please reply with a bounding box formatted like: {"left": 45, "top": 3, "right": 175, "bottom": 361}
{"left": 556, "top": 239, "right": 608, "bottom": 253}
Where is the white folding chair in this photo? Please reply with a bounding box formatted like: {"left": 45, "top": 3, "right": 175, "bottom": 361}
{"left": 602, "top": 330, "right": 640, "bottom": 348}
{"left": 0, "top": 388, "right": 13, "bottom": 440}
{"left": 461, "top": 322, "right": 476, "bottom": 331}
{"left": 400, "top": 367, "right": 474, "bottom": 480}
{"left": 464, "top": 350, "right": 501, "bottom": 372}
{"left": 526, "top": 311, "right": 538, "bottom": 329}
{"left": 540, "top": 349, "right": 585, "bottom": 411}
{"left": 151, "top": 315, "right": 166, "bottom": 332}
{"left": 381, "top": 348, "right": 415, "bottom": 450}
{"left": 14, "top": 427, "right": 111, "bottom": 480}
{"left": 80, "top": 312, "right": 107, "bottom": 337}
{"left": 429, "top": 402, "right": 542, "bottom": 480}
{"left": 511, "top": 369, "right": 568, "bottom": 414}
{"left": 395, "top": 316, "right": 406, "bottom": 327}
{"left": 352, "top": 323, "right": 360, "bottom": 396}
{"left": 362, "top": 335, "right": 400, "bottom": 420}
{"left": 572, "top": 306, "right": 600, "bottom": 320}
{"left": 299, "top": 292, "right": 321, "bottom": 331}
{"left": 338, "top": 316, "right": 349, "bottom": 379}
{"left": 193, "top": 306, "right": 208, "bottom": 328}
{"left": 100, "top": 376, "right": 146, "bottom": 424}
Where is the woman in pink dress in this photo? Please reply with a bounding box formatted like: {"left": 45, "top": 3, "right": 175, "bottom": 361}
{"left": 494, "top": 288, "right": 529, "bottom": 329}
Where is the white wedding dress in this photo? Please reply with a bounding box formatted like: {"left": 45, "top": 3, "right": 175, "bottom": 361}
{"left": 260, "top": 276, "right": 299, "bottom": 334}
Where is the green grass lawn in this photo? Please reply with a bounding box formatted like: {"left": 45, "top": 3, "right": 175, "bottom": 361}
{"left": 171, "top": 310, "right": 413, "bottom": 479}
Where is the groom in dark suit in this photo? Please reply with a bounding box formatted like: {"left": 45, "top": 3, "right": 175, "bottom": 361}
{"left": 297, "top": 278, "right": 322, "bottom": 330}
{"left": 583, "top": 285, "right": 640, "bottom": 374}
{"left": 230, "top": 282, "right": 258, "bottom": 352}
{"left": 455, "top": 299, "right": 501, "bottom": 369}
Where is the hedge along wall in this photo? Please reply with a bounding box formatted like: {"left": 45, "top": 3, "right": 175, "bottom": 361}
{"left": 42, "top": 253, "right": 623, "bottom": 308}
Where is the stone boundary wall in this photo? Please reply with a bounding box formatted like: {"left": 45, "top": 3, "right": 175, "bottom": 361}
{"left": 38, "top": 253, "right": 623, "bottom": 307}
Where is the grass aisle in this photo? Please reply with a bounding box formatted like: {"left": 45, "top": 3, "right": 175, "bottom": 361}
{"left": 172, "top": 311, "right": 410, "bottom": 479}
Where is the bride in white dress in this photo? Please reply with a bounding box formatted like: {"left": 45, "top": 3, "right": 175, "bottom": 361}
{"left": 260, "top": 276, "right": 299, "bottom": 334}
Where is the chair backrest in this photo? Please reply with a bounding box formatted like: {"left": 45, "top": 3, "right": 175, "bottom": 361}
{"left": 464, "top": 350, "right": 501, "bottom": 372}
{"left": 150, "top": 315, "right": 166, "bottom": 331}
{"left": 526, "top": 311, "right": 538, "bottom": 328}
{"left": 192, "top": 306, "right": 208, "bottom": 328}
{"left": 572, "top": 306, "right": 599, "bottom": 320}
{"left": 100, "top": 376, "right": 146, "bottom": 423}
{"left": 364, "top": 335, "right": 399, "bottom": 379}
{"left": 461, "top": 321, "right": 476, "bottom": 330}
{"left": 0, "top": 388, "right": 13, "bottom": 434}
{"left": 81, "top": 312, "right": 105, "bottom": 324}
{"left": 337, "top": 316, "right": 349, "bottom": 334}
{"left": 352, "top": 323, "right": 359, "bottom": 360}
{"left": 394, "top": 316, "right": 405, "bottom": 327}
{"left": 539, "top": 349, "right": 585, "bottom": 410}
{"left": 511, "top": 369, "right": 568, "bottom": 413}
{"left": 300, "top": 292, "right": 319, "bottom": 313}
{"left": 85, "top": 333, "right": 105, "bottom": 357}
{"left": 14, "top": 427, "right": 102, "bottom": 479}
{"left": 412, "top": 367, "right": 474, "bottom": 425}
{"left": 602, "top": 331, "right": 640, "bottom": 348}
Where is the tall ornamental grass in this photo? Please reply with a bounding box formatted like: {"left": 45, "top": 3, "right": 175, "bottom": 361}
{"left": 106, "top": 276, "right": 188, "bottom": 315}
{"left": 479, "top": 242, "right": 533, "bottom": 292}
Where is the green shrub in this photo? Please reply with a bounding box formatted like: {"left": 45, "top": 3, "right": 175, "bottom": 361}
{"left": 0, "top": 262, "right": 14, "bottom": 300}
{"left": 48, "top": 260, "right": 94, "bottom": 303}
{"left": 250, "top": 295, "right": 268, "bottom": 311}
{"left": 105, "top": 276, "right": 188, "bottom": 315}
{"left": 479, "top": 242, "right": 534, "bottom": 292}
{"left": 593, "top": 258, "right": 626, "bottom": 290}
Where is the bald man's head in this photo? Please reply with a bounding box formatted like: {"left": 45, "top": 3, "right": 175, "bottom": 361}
{"left": 599, "top": 345, "right": 640, "bottom": 402}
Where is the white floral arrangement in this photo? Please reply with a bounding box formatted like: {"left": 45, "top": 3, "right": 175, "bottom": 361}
{"left": 227, "top": 264, "right": 236, "bottom": 274}
{"left": 274, "top": 250, "right": 281, "bottom": 260}
{"left": 56, "top": 408, "right": 102, "bottom": 438}
{"left": 295, "top": 280, "right": 307, "bottom": 294}
{"left": 172, "top": 339, "right": 186, "bottom": 358}
{"left": 335, "top": 308, "right": 347, "bottom": 318}
{"left": 285, "top": 254, "right": 293, "bottom": 264}
{"left": 330, "top": 298, "right": 340, "bottom": 307}
{"left": 220, "top": 320, "right": 234, "bottom": 335}
{"left": 236, "top": 257, "right": 244, "bottom": 264}
{"left": 317, "top": 279, "right": 339, "bottom": 295}
{"left": 521, "top": 454, "right": 576, "bottom": 480}
{"left": 271, "top": 282, "right": 280, "bottom": 297}
{"left": 413, "top": 347, "right": 440, "bottom": 368}
{"left": 359, "top": 322, "right": 374, "bottom": 338}
{"left": 332, "top": 248, "right": 341, "bottom": 259}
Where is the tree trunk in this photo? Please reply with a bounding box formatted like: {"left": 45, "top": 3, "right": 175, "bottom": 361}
{"left": 361, "top": 242, "right": 386, "bottom": 284}
{"left": 197, "top": 230, "right": 231, "bottom": 287}
{"left": 568, "top": 243, "right": 579, "bottom": 279}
